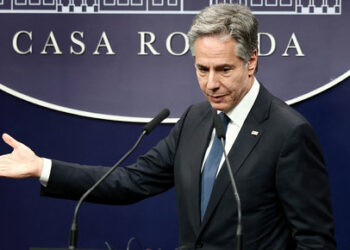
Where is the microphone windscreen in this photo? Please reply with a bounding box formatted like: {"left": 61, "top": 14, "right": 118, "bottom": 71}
{"left": 214, "top": 114, "right": 226, "bottom": 139}
{"left": 143, "top": 109, "right": 170, "bottom": 134}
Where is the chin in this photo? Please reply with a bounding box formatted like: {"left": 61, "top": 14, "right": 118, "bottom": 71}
{"left": 210, "top": 103, "right": 227, "bottom": 112}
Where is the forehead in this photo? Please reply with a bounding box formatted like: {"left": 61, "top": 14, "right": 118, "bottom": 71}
{"left": 194, "top": 35, "right": 240, "bottom": 65}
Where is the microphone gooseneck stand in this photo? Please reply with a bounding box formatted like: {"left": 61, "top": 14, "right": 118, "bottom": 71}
{"left": 68, "top": 109, "right": 170, "bottom": 249}
{"left": 213, "top": 114, "right": 243, "bottom": 250}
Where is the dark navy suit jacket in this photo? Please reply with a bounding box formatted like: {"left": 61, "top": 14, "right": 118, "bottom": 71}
{"left": 42, "top": 85, "right": 336, "bottom": 249}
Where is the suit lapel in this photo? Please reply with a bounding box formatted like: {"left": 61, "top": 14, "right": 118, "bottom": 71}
{"left": 188, "top": 107, "right": 216, "bottom": 231}
{"left": 199, "top": 85, "right": 272, "bottom": 232}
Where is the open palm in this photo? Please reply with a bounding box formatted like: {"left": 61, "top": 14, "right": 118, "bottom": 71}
{"left": 0, "top": 133, "right": 42, "bottom": 179}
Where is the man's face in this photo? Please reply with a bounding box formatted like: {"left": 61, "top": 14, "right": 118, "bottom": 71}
{"left": 194, "top": 35, "right": 257, "bottom": 113}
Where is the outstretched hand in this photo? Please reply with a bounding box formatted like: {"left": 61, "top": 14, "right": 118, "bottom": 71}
{"left": 0, "top": 133, "right": 43, "bottom": 179}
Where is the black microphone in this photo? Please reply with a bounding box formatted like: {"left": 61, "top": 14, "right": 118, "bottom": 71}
{"left": 143, "top": 108, "right": 170, "bottom": 134}
{"left": 213, "top": 114, "right": 226, "bottom": 140}
{"left": 68, "top": 109, "right": 170, "bottom": 249}
{"left": 213, "top": 114, "right": 243, "bottom": 250}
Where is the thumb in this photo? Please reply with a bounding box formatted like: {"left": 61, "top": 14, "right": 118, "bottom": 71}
{"left": 2, "top": 133, "right": 21, "bottom": 150}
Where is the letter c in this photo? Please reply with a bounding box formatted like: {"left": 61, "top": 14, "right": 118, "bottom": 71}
{"left": 13, "top": 31, "right": 32, "bottom": 55}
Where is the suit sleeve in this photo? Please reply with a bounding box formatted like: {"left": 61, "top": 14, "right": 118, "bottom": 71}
{"left": 41, "top": 106, "right": 192, "bottom": 205}
{"left": 276, "top": 123, "right": 336, "bottom": 249}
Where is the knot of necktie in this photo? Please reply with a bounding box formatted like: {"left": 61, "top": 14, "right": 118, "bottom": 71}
{"left": 219, "top": 112, "right": 230, "bottom": 134}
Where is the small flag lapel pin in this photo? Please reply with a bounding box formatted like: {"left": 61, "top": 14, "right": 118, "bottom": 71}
{"left": 251, "top": 130, "right": 259, "bottom": 136}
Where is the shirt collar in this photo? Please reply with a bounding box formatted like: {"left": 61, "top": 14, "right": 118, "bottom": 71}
{"left": 225, "top": 78, "right": 260, "bottom": 128}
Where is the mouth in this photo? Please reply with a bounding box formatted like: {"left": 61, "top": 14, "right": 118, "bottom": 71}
{"left": 208, "top": 94, "right": 227, "bottom": 103}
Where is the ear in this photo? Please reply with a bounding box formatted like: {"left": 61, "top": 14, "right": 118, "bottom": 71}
{"left": 247, "top": 50, "right": 258, "bottom": 76}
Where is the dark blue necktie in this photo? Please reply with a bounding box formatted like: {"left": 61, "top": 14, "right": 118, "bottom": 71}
{"left": 201, "top": 112, "right": 230, "bottom": 221}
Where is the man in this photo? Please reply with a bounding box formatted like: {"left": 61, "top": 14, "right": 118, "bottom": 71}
{"left": 0, "top": 4, "right": 335, "bottom": 249}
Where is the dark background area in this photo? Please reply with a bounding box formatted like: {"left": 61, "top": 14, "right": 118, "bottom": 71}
{"left": 0, "top": 76, "right": 349, "bottom": 249}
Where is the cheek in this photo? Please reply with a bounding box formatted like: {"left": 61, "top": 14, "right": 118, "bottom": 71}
{"left": 197, "top": 77, "right": 207, "bottom": 91}
{"left": 224, "top": 73, "right": 245, "bottom": 91}
{"left": 221, "top": 78, "right": 237, "bottom": 92}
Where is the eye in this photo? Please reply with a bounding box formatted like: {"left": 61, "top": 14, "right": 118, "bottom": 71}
{"left": 221, "top": 67, "right": 232, "bottom": 75}
{"left": 197, "top": 66, "right": 208, "bottom": 73}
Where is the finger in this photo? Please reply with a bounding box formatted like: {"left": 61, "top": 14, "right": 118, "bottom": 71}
{"left": 2, "top": 133, "right": 21, "bottom": 150}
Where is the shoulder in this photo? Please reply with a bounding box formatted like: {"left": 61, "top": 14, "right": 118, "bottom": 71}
{"left": 187, "top": 101, "right": 212, "bottom": 118}
{"left": 259, "top": 85, "right": 311, "bottom": 130}
{"left": 174, "top": 101, "right": 212, "bottom": 126}
{"left": 169, "top": 101, "right": 212, "bottom": 135}
{"left": 257, "top": 86, "right": 318, "bottom": 144}
{"left": 271, "top": 97, "right": 308, "bottom": 126}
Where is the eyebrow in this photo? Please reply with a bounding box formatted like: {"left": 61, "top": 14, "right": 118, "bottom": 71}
{"left": 195, "top": 63, "right": 234, "bottom": 69}
{"left": 195, "top": 63, "right": 207, "bottom": 68}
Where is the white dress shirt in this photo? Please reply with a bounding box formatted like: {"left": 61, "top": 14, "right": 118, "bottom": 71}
{"left": 201, "top": 78, "right": 260, "bottom": 176}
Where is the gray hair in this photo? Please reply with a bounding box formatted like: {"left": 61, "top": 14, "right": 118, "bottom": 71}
{"left": 187, "top": 4, "right": 258, "bottom": 65}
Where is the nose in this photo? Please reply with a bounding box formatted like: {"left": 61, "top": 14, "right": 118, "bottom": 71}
{"left": 207, "top": 70, "right": 220, "bottom": 90}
